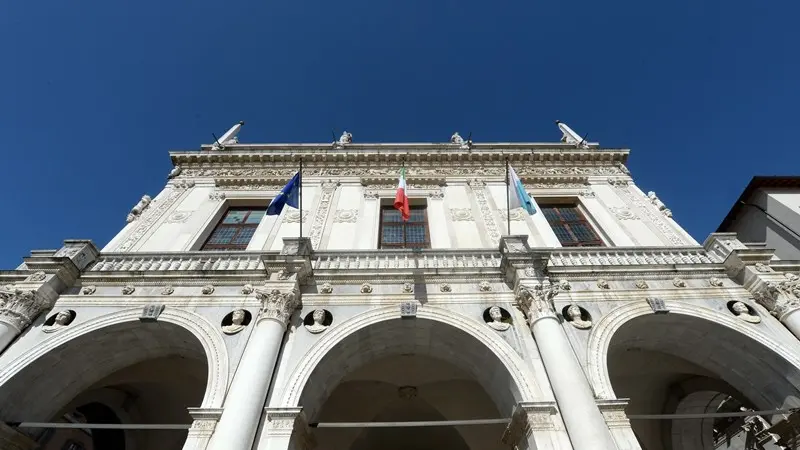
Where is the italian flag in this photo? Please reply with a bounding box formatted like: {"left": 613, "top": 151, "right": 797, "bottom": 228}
{"left": 394, "top": 167, "right": 410, "bottom": 221}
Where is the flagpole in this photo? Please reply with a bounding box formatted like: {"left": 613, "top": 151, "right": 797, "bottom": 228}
{"left": 299, "top": 158, "right": 303, "bottom": 238}
{"left": 505, "top": 158, "right": 511, "bottom": 236}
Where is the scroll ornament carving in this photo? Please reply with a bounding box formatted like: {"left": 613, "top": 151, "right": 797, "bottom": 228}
{"left": 284, "top": 210, "right": 308, "bottom": 223}
{"left": 428, "top": 189, "right": 445, "bottom": 199}
{"left": 596, "top": 279, "right": 611, "bottom": 289}
{"left": 709, "top": 277, "right": 724, "bottom": 287}
{"left": 0, "top": 287, "right": 51, "bottom": 331}
{"left": 516, "top": 284, "right": 560, "bottom": 323}
{"left": 478, "top": 281, "right": 492, "bottom": 292}
{"left": 82, "top": 285, "right": 97, "bottom": 295}
{"left": 635, "top": 279, "right": 649, "bottom": 289}
{"left": 161, "top": 285, "right": 175, "bottom": 296}
{"left": 450, "top": 208, "right": 474, "bottom": 221}
{"left": 126, "top": 195, "right": 152, "bottom": 223}
{"left": 310, "top": 181, "right": 339, "bottom": 250}
{"left": 334, "top": 209, "right": 359, "bottom": 223}
{"left": 27, "top": 271, "right": 47, "bottom": 282}
{"left": 439, "top": 283, "right": 452, "bottom": 293}
{"left": 672, "top": 277, "right": 687, "bottom": 288}
{"left": 256, "top": 288, "right": 300, "bottom": 325}
{"left": 121, "top": 285, "right": 135, "bottom": 295}
{"left": 360, "top": 283, "right": 373, "bottom": 294}
{"left": 320, "top": 282, "right": 333, "bottom": 294}
{"left": 609, "top": 206, "right": 637, "bottom": 220}
{"left": 201, "top": 285, "right": 215, "bottom": 295}
{"left": 499, "top": 209, "right": 525, "bottom": 222}
{"left": 753, "top": 274, "right": 800, "bottom": 318}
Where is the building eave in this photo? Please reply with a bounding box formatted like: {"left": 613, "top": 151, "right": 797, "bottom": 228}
{"left": 717, "top": 176, "right": 800, "bottom": 232}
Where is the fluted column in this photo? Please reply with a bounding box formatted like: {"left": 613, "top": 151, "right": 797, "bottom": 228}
{"left": 206, "top": 287, "right": 300, "bottom": 450}
{"left": 0, "top": 287, "right": 51, "bottom": 352}
{"left": 517, "top": 283, "right": 617, "bottom": 450}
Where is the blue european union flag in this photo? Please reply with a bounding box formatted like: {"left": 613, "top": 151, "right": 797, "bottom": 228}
{"left": 267, "top": 172, "right": 300, "bottom": 216}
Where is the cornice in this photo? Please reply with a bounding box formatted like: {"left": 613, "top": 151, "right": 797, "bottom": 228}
{"left": 170, "top": 146, "right": 629, "bottom": 168}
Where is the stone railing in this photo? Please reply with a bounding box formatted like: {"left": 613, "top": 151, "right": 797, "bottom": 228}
{"left": 88, "top": 252, "right": 266, "bottom": 272}
{"left": 549, "top": 246, "right": 720, "bottom": 267}
{"left": 312, "top": 250, "right": 502, "bottom": 271}
{"left": 84, "top": 246, "right": 721, "bottom": 274}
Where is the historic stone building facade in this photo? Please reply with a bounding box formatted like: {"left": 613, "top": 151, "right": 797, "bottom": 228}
{"left": 1, "top": 128, "right": 800, "bottom": 450}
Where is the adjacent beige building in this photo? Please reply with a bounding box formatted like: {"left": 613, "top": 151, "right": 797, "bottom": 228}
{"left": 1, "top": 126, "right": 799, "bottom": 450}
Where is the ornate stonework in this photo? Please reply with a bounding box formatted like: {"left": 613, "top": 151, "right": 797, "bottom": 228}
{"left": 0, "top": 287, "right": 51, "bottom": 331}
{"left": 360, "top": 283, "right": 373, "bottom": 294}
{"left": 753, "top": 274, "right": 800, "bottom": 319}
{"left": 242, "top": 284, "right": 255, "bottom": 295}
{"left": 565, "top": 305, "right": 592, "bottom": 329}
{"left": 333, "top": 209, "right": 359, "bottom": 223}
{"left": 468, "top": 179, "right": 501, "bottom": 247}
{"left": 255, "top": 288, "right": 300, "bottom": 326}
{"left": 126, "top": 195, "right": 152, "bottom": 223}
{"left": 439, "top": 283, "right": 452, "bottom": 293}
{"left": 449, "top": 208, "right": 474, "bottom": 221}
{"left": 478, "top": 281, "right": 492, "bottom": 292}
{"left": 502, "top": 402, "right": 558, "bottom": 446}
{"left": 81, "top": 285, "right": 96, "bottom": 295}
{"left": 201, "top": 285, "right": 215, "bottom": 295}
{"left": 117, "top": 186, "right": 189, "bottom": 251}
{"left": 161, "top": 285, "right": 175, "bottom": 296}
{"left": 319, "top": 282, "right": 333, "bottom": 294}
{"left": 310, "top": 181, "right": 339, "bottom": 250}
{"left": 609, "top": 206, "right": 637, "bottom": 220}
{"left": 731, "top": 301, "right": 761, "bottom": 324}
{"left": 516, "top": 284, "right": 560, "bottom": 323}
{"left": 402, "top": 282, "right": 414, "bottom": 294}
{"left": 672, "top": 277, "right": 687, "bottom": 288}
{"left": 283, "top": 210, "right": 308, "bottom": 223}
{"left": 26, "top": 271, "right": 46, "bottom": 282}
{"left": 635, "top": 279, "right": 649, "bottom": 289}
{"left": 121, "top": 285, "right": 135, "bottom": 295}
{"left": 709, "top": 277, "right": 724, "bottom": 287}
{"left": 596, "top": 279, "right": 611, "bottom": 289}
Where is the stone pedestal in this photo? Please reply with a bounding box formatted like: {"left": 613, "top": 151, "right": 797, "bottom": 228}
{"left": 182, "top": 407, "right": 223, "bottom": 450}
{"left": 502, "top": 401, "right": 561, "bottom": 450}
{"left": 517, "top": 284, "right": 618, "bottom": 450}
{"left": 256, "top": 407, "right": 315, "bottom": 450}
{"left": 206, "top": 288, "right": 299, "bottom": 450}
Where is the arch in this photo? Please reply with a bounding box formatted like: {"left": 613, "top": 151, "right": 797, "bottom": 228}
{"left": 587, "top": 301, "right": 800, "bottom": 400}
{"left": 0, "top": 307, "right": 229, "bottom": 415}
{"left": 281, "top": 305, "right": 540, "bottom": 416}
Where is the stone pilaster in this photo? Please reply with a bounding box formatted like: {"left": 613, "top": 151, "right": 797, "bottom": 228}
{"left": 502, "top": 401, "right": 558, "bottom": 449}
{"left": 261, "top": 407, "right": 316, "bottom": 450}
{"left": 182, "top": 407, "right": 223, "bottom": 450}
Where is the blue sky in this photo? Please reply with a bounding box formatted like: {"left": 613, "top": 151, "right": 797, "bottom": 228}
{"left": 1, "top": 0, "right": 798, "bottom": 267}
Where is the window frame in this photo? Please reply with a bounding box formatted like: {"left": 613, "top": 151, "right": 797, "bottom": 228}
{"left": 378, "top": 204, "right": 431, "bottom": 249}
{"left": 200, "top": 206, "right": 267, "bottom": 251}
{"left": 538, "top": 201, "right": 605, "bottom": 247}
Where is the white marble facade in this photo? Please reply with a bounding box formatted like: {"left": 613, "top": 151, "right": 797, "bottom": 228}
{"left": 0, "top": 139, "right": 799, "bottom": 450}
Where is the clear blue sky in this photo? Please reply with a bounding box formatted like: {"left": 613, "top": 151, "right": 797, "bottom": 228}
{"left": 1, "top": 0, "right": 798, "bottom": 268}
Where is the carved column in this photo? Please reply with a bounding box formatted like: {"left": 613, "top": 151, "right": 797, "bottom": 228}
{"left": 753, "top": 274, "right": 800, "bottom": 339}
{"left": 0, "top": 287, "right": 52, "bottom": 352}
{"left": 206, "top": 287, "right": 300, "bottom": 450}
{"left": 501, "top": 401, "right": 560, "bottom": 450}
{"left": 517, "top": 283, "right": 618, "bottom": 450}
{"left": 257, "top": 407, "right": 316, "bottom": 450}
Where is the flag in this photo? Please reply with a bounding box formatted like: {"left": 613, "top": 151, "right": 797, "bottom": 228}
{"left": 267, "top": 172, "right": 300, "bottom": 216}
{"left": 394, "top": 167, "right": 410, "bottom": 221}
{"left": 508, "top": 165, "right": 538, "bottom": 215}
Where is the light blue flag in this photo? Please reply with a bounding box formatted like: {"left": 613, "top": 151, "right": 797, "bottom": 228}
{"left": 507, "top": 165, "right": 538, "bottom": 215}
{"left": 266, "top": 172, "right": 300, "bottom": 216}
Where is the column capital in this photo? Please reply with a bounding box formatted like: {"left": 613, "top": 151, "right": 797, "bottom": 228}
{"left": 752, "top": 273, "right": 800, "bottom": 320}
{"left": 501, "top": 401, "right": 558, "bottom": 446}
{"left": 516, "top": 282, "right": 560, "bottom": 325}
{"left": 597, "top": 399, "right": 631, "bottom": 429}
{"left": 187, "top": 407, "right": 223, "bottom": 440}
{"left": 0, "top": 286, "right": 52, "bottom": 332}
{"left": 264, "top": 407, "right": 316, "bottom": 448}
{"left": 254, "top": 287, "right": 300, "bottom": 326}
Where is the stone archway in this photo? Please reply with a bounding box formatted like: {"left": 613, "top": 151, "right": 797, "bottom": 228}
{"left": 281, "top": 305, "right": 540, "bottom": 450}
{"left": 588, "top": 302, "right": 800, "bottom": 450}
{"left": 0, "top": 308, "right": 228, "bottom": 449}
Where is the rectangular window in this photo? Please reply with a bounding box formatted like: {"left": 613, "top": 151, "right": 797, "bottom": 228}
{"left": 540, "top": 204, "right": 604, "bottom": 247}
{"left": 379, "top": 205, "right": 430, "bottom": 249}
{"left": 201, "top": 207, "right": 266, "bottom": 250}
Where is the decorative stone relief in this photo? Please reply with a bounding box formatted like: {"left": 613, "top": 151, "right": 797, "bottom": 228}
{"left": 0, "top": 287, "right": 51, "bottom": 331}
{"left": 752, "top": 274, "right": 800, "bottom": 319}
{"left": 516, "top": 284, "right": 560, "bottom": 322}
{"left": 499, "top": 209, "right": 526, "bottom": 221}
{"left": 126, "top": 195, "right": 152, "bottom": 223}
{"left": 635, "top": 279, "right": 649, "bottom": 289}
{"left": 165, "top": 211, "right": 192, "bottom": 223}
{"left": 161, "top": 285, "right": 175, "bottom": 296}
{"left": 400, "top": 302, "right": 418, "bottom": 317}
{"left": 610, "top": 182, "right": 685, "bottom": 245}
{"left": 579, "top": 189, "right": 596, "bottom": 198}
{"left": 201, "top": 285, "right": 215, "bottom": 295}
{"left": 360, "top": 283, "right": 373, "bottom": 294}
{"left": 118, "top": 185, "right": 189, "bottom": 251}
{"left": 646, "top": 297, "right": 669, "bottom": 313}
{"left": 709, "top": 277, "right": 724, "bottom": 287}
{"left": 310, "top": 181, "right": 339, "bottom": 250}
{"left": 564, "top": 305, "right": 592, "bottom": 329}
{"left": 222, "top": 309, "right": 249, "bottom": 335}
{"left": 402, "top": 282, "right": 414, "bottom": 294}
{"left": 284, "top": 210, "right": 308, "bottom": 223}
{"left": 242, "top": 284, "right": 254, "bottom": 295}
{"left": 333, "top": 209, "right": 359, "bottom": 223}
{"left": 140, "top": 304, "right": 165, "bottom": 321}
{"left": 558, "top": 279, "right": 572, "bottom": 291}
{"left": 755, "top": 263, "right": 772, "bottom": 273}
{"left": 523, "top": 267, "right": 537, "bottom": 278}
{"left": 43, "top": 310, "right": 75, "bottom": 333}
{"left": 524, "top": 182, "right": 589, "bottom": 189}
{"left": 729, "top": 301, "right": 761, "bottom": 324}
{"left": 319, "top": 282, "right": 333, "bottom": 294}
{"left": 439, "top": 283, "right": 452, "bottom": 293}
{"left": 672, "top": 277, "right": 687, "bottom": 288}
{"left": 276, "top": 269, "right": 292, "bottom": 281}
{"left": 255, "top": 288, "right": 300, "bottom": 325}
{"left": 208, "top": 191, "right": 226, "bottom": 201}
{"left": 502, "top": 402, "right": 558, "bottom": 446}
{"left": 182, "top": 165, "right": 625, "bottom": 179}
{"left": 468, "top": 179, "right": 501, "bottom": 247}
{"left": 304, "top": 309, "right": 330, "bottom": 334}
{"left": 609, "top": 206, "right": 637, "bottom": 220}
{"left": 121, "top": 285, "right": 136, "bottom": 295}
{"left": 596, "top": 279, "right": 610, "bottom": 289}
{"left": 485, "top": 306, "right": 511, "bottom": 331}
{"left": 428, "top": 189, "right": 445, "bottom": 199}
{"left": 168, "top": 166, "right": 182, "bottom": 179}
{"left": 449, "top": 208, "right": 474, "bottom": 221}
{"left": 478, "top": 281, "right": 492, "bottom": 292}
{"left": 26, "top": 272, "right": 46, "bottom": 282}
{"left": 81, "top": 285, "right": 96, "bottom": 295}
{"left": 647, "top": 191, "right": 673, "bottom": 217}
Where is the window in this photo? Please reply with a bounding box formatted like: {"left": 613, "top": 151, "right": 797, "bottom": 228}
{"left": 202, "top": 207, "right": 266, "bottom": 250}
{"left": 379, "top": 205, "right": 430, "bottom": 249}
{"left": 540, "top": 204, "right": 603, "bottom": 247}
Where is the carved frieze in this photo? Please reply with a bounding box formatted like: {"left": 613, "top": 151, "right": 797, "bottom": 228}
{"left": 0, "top": 287, "right": 51, "bottom": 331}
